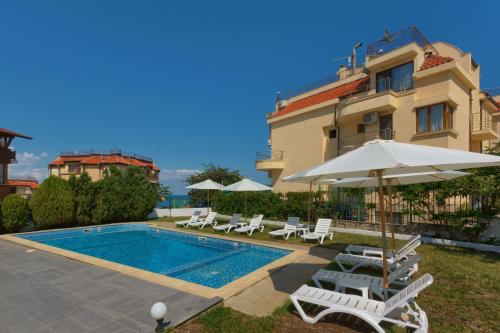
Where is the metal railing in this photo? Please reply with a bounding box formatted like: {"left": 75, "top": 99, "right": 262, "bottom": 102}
{"left": 340, "top": 129, "right": 395, "bottom": 154}
{"left": 9, "top": 176, "right": 38, "bottom": 181}
{"left": 60, "top": 149, "right": 153, "bottom": 162}
{"left": 340, "top": 77, "right": 414, "bottom": 104}
{"left": 279, "top": 67, "right": 365, "bottom": 101}
{"left": 256, "top": 150, "right": 284, "bottom": 161}
{"left": 366, "top": 26, "right": 437, "bottom": 58}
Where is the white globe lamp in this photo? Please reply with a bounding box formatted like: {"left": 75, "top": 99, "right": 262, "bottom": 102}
{"left": 150, "top": 302, "right": 168, "bottom": 332}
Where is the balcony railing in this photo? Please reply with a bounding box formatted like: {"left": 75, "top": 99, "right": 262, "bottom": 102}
{"left": 340, "top": 129, "right": 395, "bottom": 154}
{"left": 366, "top": 26, "right": 437, "bottom": 58}
{"left": 340, "top": 77, "right": 414, "bottom": 105}
{"left": 472, "top": 111, "right": 496, "bottom": 132}
{"left": 60, "top": 149, "right": 153, "bottom": 162}
{"left": 256, "top": 150, "right": 284, "bottom": 161}
{"left": 279, "top": 67, "right": 365, "bottom": 101}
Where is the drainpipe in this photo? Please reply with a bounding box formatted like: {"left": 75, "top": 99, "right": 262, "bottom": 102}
{"left": 333, "top": 104, "right": 340, "bottom": 156}
{"left": 469, "top": 89, "right": 473, "bottom": 152}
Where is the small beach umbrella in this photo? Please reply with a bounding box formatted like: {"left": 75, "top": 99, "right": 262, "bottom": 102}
{"left": 289, "top": 139, "right": 500, "bottom": 299}
{"left": 186, "top": 179, "right": 224, "bottom": 213}
{"left": 330, "top": 170, "right": 469, "bottom": 250}
{"left": 223, "top": 178, "right": 273, "bottom": 218}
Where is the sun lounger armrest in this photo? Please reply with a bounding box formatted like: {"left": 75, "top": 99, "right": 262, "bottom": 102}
{"left": 362, "top": 249, "right": 384, "bottom": 258}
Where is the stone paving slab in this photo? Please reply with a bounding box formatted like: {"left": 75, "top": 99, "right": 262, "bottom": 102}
{"left": 224, "top": 246, "right": 338, "bottom": 317}
{"left": 0, "top": 240, "right": 221, "bottom": 332}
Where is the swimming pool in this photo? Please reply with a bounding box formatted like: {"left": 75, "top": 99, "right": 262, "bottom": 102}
{"left": 16, "top": 224, "right": 291, "bottom": 289}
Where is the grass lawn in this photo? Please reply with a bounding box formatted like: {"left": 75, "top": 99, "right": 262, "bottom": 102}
{"left": 153, "top": 217, "right": 500, "bottom": 333}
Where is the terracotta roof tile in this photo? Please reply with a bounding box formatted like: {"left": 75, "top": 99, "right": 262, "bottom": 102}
{"left": 419, "top": 55, "right": 454, "bottom": 71}
{"left": 49, "top": 154, "right": 158, "bottom": 171}
{"left": 271, "top": 77, "right": 369, "bottom": 119}
{"left": 8, "top": 179, "right": 39, "bottom": 189}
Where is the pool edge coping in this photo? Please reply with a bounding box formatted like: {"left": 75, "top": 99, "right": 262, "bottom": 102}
{"left": 0, "top": 223, "right": 308, "bottom": 300}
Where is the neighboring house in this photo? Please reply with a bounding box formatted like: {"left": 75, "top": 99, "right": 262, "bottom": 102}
{"left": 48, "top": 149, "right": 160, "bottom": 187}
{"left": 256, "top": 26, "right": 500, "bottom": 192}
{"left": 7, "top": 178, "right": 39, "bottom": 199}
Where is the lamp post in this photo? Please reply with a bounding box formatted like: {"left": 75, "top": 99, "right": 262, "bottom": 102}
{"left": 150, "top": 302, "right": 169, "bottom": 332}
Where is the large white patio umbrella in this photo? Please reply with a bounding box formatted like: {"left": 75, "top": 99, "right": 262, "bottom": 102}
{"left": 186, "top": 179, "right": 224, "bottom": 213}
{"left": 330, "top": 170, "right": 469, "bottom": 250}
{"left": 289, "top": 139, "right": 500, "bottom": 298}
{"left": 224, "top": 178, "right": 273, "bottom": 218}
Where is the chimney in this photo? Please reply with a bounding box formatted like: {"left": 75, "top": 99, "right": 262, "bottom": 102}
{"left": 336, "top": 65, "right": 349, "bottom": 80}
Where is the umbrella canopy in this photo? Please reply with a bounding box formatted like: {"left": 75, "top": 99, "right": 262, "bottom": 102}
{"left": 224, "top": 179, "right": 272, "bottom": 218}
{"left": 186, "top": 179, "right": 225, "bottom": 213}
{"left": 295, "top": 139, "right": 500, "bottom": 181}
{"left": 186, "top": 179, "right": 225, "bottom": 190}
{"left": 330, "top": 170, "right": 469, "bottom": 187}
{"left": 224, "top": 178, "right": 273, "bottom": 192}
{"left": 289, "top": 139, "right": 500, "bottom": 299}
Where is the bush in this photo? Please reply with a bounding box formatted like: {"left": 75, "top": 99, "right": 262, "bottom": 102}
{"left": 1, "top": 195, "right": 30, "bottom": 232}
{"left": 69, "top": 172, "right": 97, "bottom": 225}
{"left": 121, "top": 166, "right": 157, "bottom": 221}
{"left": 29, "top": 176, "right": 74, "bottom": 229}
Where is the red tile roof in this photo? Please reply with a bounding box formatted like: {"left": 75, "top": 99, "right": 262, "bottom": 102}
{"left": 8, "top": 179, "right": 39, "bottom": 190}
{"left": 419, "top": 55, "right": 454, "bottom": 71}
{"left": 49, "top": 154, "right": 159, "bottom": 171}
{"left": 271, "top": 77, "right": 369, "bottom": 119}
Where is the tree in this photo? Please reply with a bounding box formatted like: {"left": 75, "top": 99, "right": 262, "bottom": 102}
{"left": 121, "top": 166, "right": 157, "bottom": 221}
{"left": 93, "top": 167, "right": 126, "bottom": 223}
{"left": 1, "top": 195, "right": 30, "bottom": 232}
{"left": 29, "top": 176, "right": 74, "bottom": 228}
{"left": 185, "top": 163, "right": 243, "bottom": 207}
{"left": 68, "top": 172, "right": 97, "bottom": 225}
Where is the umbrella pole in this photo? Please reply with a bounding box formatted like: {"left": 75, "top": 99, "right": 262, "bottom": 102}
{"left": 307, "top": 182, "right": 312, "bottom": 224}
{"left": 207, "top": 190, "right": 210, "bottom": 214}
{"left": 245, "top": 191, "right": 248, "bottom": 220}
{"left": 387, "top": 179, "right": 396, "bottom": 252}
{"left": 376, "top": 170, "right": 389, "bottom": 300}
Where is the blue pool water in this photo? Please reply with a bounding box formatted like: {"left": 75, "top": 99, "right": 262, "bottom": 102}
{"left": 16, "top": 224, "right": 291, "bottom": 288}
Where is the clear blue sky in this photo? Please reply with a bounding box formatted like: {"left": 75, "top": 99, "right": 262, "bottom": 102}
{"left": 2, "top": 0, "right": 499, "bottom": 194}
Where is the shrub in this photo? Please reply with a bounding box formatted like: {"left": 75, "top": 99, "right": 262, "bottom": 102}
{"left": 93, "top": 167, "right": 126, "bottom": 223}
{"left": 121, "top": 166, "right": 157, "bottom": 221}
{"left": 1, "top": 195, "right": 30, "bottom": 232}
{"left": 69, "top": 172, "right": 97, "bottom": 225}
{"left": 29, "top": 176, "right": 74, "bottom": 228}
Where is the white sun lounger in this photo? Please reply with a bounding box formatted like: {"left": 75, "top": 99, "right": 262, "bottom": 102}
{"left": 291, "top": 273, "right": 433, "bottom": 333}
{"left": 213, "top": 214, "right": 241, "bottom": 233}
{"left": 335, "top": 239, "right": 420, "bottom": 273}
{"left": 312, "top": 254, "right": 420, "bottom": 299}
{"left": 268, "top": 217, "right": 300, "bottom": 240}
{"left": 346, "top": 234, "right": 421, "bottom": 258}
{"left": 235, "top": 215, "right": 264, "bottom": 235}
{"left": 300, "top": 218, "right": 333, "bottom": 244}
{"left": 189, "top": 212, "right": 218, "bottom": 229}
{"left": 175, "top": 210, "right": 202, "bottom": 227}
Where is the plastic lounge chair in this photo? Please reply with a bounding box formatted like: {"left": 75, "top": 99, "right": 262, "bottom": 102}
{"left": 175, "top": 210, "right": 202, "bottom": 227}
{"left": 300, "top": 219, "right": 333, "bottom": 244}
{"left": 346, "top": 234, "right": 421, "bottom": 258}
{"left": 235, "top": 215, "right": 264, "bottom": 236}
{"left": 213, "top": 214, "right": 241, "bottom": 233}
{"left": 312, "top": 254, "right": 420, "bottom": 299}
{"left": 335, "top": 239, "right": 420, "bottom": 273}
{"left": 268, "top": 217, "right": 300, "bottom": 240}
{"left": 190, "top": 212, "right": 218, "bottom": 229}
{"left": 290, "top": 273, "right": 433, "bottom": 333}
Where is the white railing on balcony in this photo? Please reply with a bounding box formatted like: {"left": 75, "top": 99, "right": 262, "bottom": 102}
{"left": 472, "top": 111, "right": 496, "bottom": 132}
{"left": 340, "top": 129, "right": 395, "bottom": 154}
{"left": 256, "top": 150, "right": 284, "bottom": 161}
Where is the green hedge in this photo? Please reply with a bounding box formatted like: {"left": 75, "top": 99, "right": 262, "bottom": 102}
{"left": 27, "top": 166, "right": 157, "bottom": 230}
{"left": 1, "top": 195, "right": 30, "bottom": 232}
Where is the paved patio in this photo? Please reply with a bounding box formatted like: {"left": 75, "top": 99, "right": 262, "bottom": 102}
{"left": 0, "top": 240, "right": 221, "bottom": 333}
{"left": 224, "top": 246, "right": 338, "bottom": 317}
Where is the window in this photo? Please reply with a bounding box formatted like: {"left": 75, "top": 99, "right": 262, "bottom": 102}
{"left": 357, "top": 124, "right": 365, "bottom": 133}
{"left": 68, "top": 163, "right": 81, "bottom": 174}
{"left": 328, "top": 129, "right": 337, "bottom": 139}
{"left": 376, "top": 62, "right": 414, "bottom": 93}
{"left": 416, "top": 103, "right": 453, "bottom": 133}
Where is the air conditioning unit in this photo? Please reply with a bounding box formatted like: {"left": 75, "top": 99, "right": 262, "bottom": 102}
{"left": 276, "top": 100, "right": 288, "bottom": 109}
{"left": 362, "top": 112, "right": 378, "bottom": 125}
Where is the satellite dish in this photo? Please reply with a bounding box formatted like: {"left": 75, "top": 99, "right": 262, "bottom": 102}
{"left": 383, "top": 29, "right": 393, "bottom": 43}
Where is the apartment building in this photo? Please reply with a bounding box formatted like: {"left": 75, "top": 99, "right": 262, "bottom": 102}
{"left": 256, "top": 26, "right": 500, "bottom": 192}
{"left": 49, "top": 149, "right": 160, "bottom": 187}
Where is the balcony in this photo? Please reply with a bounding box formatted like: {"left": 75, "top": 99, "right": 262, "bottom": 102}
{"left": 340, "top": 129, "right": 395, "bottom": 154}
{"left": 471, "top": 111, "right": 499, "bottom": 141}
{"left": 338, "top": 77, "right": 413, "bottom": 119}
{"left": 0, "top": 149, "right": 16, "bottom": 164}
{"left": 255, "top": 150, "right": 285, "bottom": 171}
